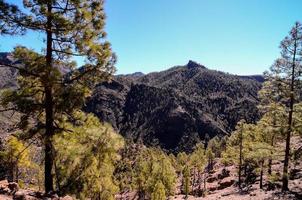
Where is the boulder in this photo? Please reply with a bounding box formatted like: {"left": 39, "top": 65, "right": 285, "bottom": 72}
{"left": 217, "top": 169, "right": 230, "bottom": 180}
{"left": 217, "top": 177, "right": 235, "bottom": 190}
{"left": 13, "top": 190, "right": 40, "bottom": 200}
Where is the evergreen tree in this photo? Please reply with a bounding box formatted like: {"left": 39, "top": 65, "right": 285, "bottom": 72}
{"left": 207, "top": 136, "right": 226, "bottom": 158}
{"left": 114, "top": 141, "right": 143, "bottom": 195}
{"left": 0, "top": 0, "right": 115, "bottom": 192}
{"left": 0, "top": 135, "right": 32, "bottom": 182}
{"left": 176, "top": 152, "right": 190, "bottom": 195}
{"left": 151, "top": 181, "right": 166, "bottom": 200}
{"left": 189, "top": 143, "right": 206, "bottom": 195}
{"left": 134, "top": 148, "right": 176, "bottom": 199}
{"left": 53, "top": 112, "right": 124, "bottom": 199}
{"left": 183, "top": 165, "right": 190, "bottom": 199}
{"left": 264, "top": 22, "right": 302, "bottom": 191}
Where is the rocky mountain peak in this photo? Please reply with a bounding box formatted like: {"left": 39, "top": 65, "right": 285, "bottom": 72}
{"left": 186, "top": 60, "right": 206, "bottom": 69}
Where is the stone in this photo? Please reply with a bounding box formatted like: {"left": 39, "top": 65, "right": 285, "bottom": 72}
{"left": 217, "top": 177, "right": 235, "bottom": 190}
{"left": 13, "top": 190, "right": 26, "bottom": 200}
{"left": 13, "top": 190, "right": 40, "bottom": 200}
{"left": 50, "top": 193, "right": 59, "bottom": 200}
{"left": 0, "top": 180, "right": 9, "bottom": 189}
{"left": 8, "top": 182, "right": 19, "bottom": 193}
{"left": 207, "top": 176, "right": 218, "bottom": 183}
{"left": 59, "top": 195, "right": 73, "bottom": 200}
{"left": 0, "top": 180, "right": 10, "bottom": 194}
{"left": 217, "top": 169, "right": 230, "bottom": 180}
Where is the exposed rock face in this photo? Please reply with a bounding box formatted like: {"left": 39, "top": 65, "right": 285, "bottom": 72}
{"left": 86, "top": 61, "right": 263, "bottom": 153}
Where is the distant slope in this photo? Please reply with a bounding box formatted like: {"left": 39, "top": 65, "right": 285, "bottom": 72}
{"left": 0, "top": 53, "right": 20, "bottom": 146}
{"left": 86, "top": 61, "right": 263, "bottom": 152}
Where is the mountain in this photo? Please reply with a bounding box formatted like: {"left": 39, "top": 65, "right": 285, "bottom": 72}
{"left": 0, "top": 54, "right": 263, "bottom": 152}
{"left": 0, "top": 53, "right": 20, "bottom": 146}
{"left": 85, "top": 61, "right": 263, "bottom": 153}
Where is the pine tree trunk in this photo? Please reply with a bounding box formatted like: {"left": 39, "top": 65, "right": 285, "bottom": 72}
{"left": 238, "top": 127, "right": 243, "bottom": 189}
{"left": 260, "top": 160, "right": 264, "bottom": 189}
{"left": 192, "top": 168, "right": 195, "bottom": 194}
{"left": 44, "top": 126, "right": 54, "bottom": 193}
{"left": 268, "top": 159, "right": 272, "bottom": 175}
{"left": 268, "top": 133, "right": 275, "bottom": 175}
{"left": 282, "top": 96, "right": 294, "bottom": 192}
{"left": 203, "top": 172, "right": 206, "bottom": 193}
{"left": 44, "top": 2, "right": 54, "bottom": 193}
{"left": 15, "top": 165, "right": 19, "bottom": 183}
{"left": 197, "top": 171, "right": 201, "bottom": 196}
{"left": 282, "top": 33, "right": 297, "bottom": 192}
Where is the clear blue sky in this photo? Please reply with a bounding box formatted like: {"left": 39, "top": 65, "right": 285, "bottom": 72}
{"left": 1, "top": 0, "right": 302, "bottom": 75}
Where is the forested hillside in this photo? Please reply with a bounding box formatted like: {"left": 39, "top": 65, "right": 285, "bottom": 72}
{"left": 86, "top": 60, "right": 262, "bottom": 152}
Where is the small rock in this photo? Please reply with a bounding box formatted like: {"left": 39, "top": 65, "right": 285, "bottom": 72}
{"left": 221, "top": 192, "right": 232, "bottom": 197}
{"left": 0, "top": 180, "right": 9, "bottom": 189}
{"left": 14, "top": 190, "right": 25, "bottom": 200}
{"left": 50, "top": 193, "right": 59, "bottom": 200}
{"left": 8, "top": 182, "right": 19, "bottom": 193}
{"left": 250, "top": 193, "right": 256, "bottom": 196}
{"left": 59, "top": 195, "right": 73, "bottom": 200}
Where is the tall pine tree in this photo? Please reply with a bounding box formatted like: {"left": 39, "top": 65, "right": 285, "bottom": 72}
{"left": 0, "top": 0, "right": 115, "bottom": 193}
{"left": 265, "top": 22, "right": 302, "bottom": 191}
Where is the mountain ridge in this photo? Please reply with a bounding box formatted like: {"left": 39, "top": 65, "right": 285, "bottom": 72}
{"left": 85, "top": 60, "right": 263, "bottom": 152}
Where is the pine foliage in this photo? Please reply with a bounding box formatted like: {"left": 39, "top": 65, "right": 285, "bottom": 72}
{"left": 53, "top": 112, "right": 124, "bottom": 199}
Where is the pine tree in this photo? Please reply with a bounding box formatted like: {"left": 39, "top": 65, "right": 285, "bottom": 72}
{"left": 134, "top": 148, "right": 176, "bottom": 199}
{"left": 0, "top": 0, "right": 115, "bottom": 193}
{"left": 222, "top": 120, "right": 257, "bottom": 188}
{"left": 189, "top": 143, "right": 206, "bottom": 195}
{"left": 0, "top": 135, "right": 32, "bottom": 182}
{"left": 53, "top": 112, "right": 124, "bottom": 199}
{"left": 151, "top": 181, "right": 166, "bottom": 200}
{"left": 264, "top": 22, "right": 302, "bottom": 191}
{"left": 183, "top": 165, "right": 190, "bottom": 199}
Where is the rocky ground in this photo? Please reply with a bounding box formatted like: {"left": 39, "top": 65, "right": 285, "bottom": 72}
{"left": 0, "top": 180, "right": 72, "bottom": 200}
{"left": 116, "top": 137, "right": 302, "bottom": 200}
{"left": 1, "top": 138, "right": 301, "bottom": 200}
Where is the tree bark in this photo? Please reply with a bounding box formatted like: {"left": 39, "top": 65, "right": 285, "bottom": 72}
{"left": 238, "top": 126, "right": 243, "bottom": 189}
{"left": 260, "top": 160, "right": 264, "bottom": 189}
{"left": 268, "top": 132, "right": 275, "bottom": 175}
{"left": 192, "top": 168, "right": 196, "bottom": 194}
{"left": 44, "top": 2, "right": 54, "bottom": 193}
